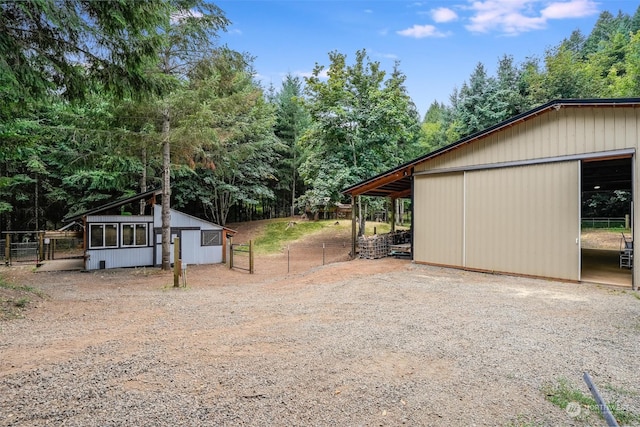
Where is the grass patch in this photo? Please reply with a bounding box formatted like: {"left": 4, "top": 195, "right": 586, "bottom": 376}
{"left": 581, "top": 227, "right": 631, "bottom": 232}
{"left": 543, "top": 378, "right": 640, "bottom": 425}
{"left": 250, "top": 219, "right": 399, "bottom": 255}
{"left": 253, "top": 219, "right": 327, "bottom": 254}
{"left": 0, "top": 274, "right": 45, "bottom": 320}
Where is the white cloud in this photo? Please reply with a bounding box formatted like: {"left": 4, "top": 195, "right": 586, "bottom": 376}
{"left": 432, "top": 7, "right": 458, "bottom": 23}
{"left": 397, "top": 24, "right": 450, "bottom": 38}
{"left": 541, "top": 0, "right": 598, "bottom": 19}
{"left": 364, "top": 8, "right": 373, "bottom": 14}
{"left": 464, "top": 0, "right": 599, "bottom": 35}
{"left": 379, "top": 28, "right": 389, "bottom": 36}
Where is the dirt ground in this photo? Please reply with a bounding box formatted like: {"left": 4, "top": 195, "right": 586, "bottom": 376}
{"left": 1, "top": 222, "right": 640, "bottom": 426}
{"left": 581, "top": 228, "right": 630, "bottom": 250}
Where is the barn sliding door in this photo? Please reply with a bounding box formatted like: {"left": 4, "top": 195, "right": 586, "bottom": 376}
{"left": 465, "top": 161, "right": 580, "bottom": 281}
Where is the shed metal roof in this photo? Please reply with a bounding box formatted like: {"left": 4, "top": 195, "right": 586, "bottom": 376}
{"left": 63, "top": 189, "right": 162, "bottom": 222}
{"left": 342, "top": 98, "right": 640, "bottom": 198}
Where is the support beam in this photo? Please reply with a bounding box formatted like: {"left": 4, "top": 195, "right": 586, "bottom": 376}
{"left": 389, "top": 188, "right": 412, "bottom": 200}
{"left": 349, "top": 167, "right": 412, "bottom": 196}
{"left": 351, "top": 195, "right": 357, "bottom": 259}
{"left": 390, "top": 198, "right": 396, "bottom": 233}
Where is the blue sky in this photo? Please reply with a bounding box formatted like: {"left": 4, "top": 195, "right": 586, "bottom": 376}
{"left": 215, "top": 0, "right": 640, "bottom": 117}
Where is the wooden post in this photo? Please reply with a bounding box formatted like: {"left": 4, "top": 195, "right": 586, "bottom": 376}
{"left": 222, "top": 232, "right": 227, "bottom": 264}
{"left": 249, "top": 240, "right": 254, "bottom": 274}
{"left": 229, "top": 236, "right": 233, "bottom": 269}
{"left": 38, "top": 232, "right": 44, "bottom": 262}
{"left": 4, "top": 234, "right": 9, "bottom": 266}
{"left": 390, "top": 198, "right": 396, "bottom": 233}
{"left": 322, "top": 242, "right": 325, "bottom": 265}
{"left": 351, "top": 195, "right": 357, "bottom": 259}
{"left": 173, "top": 237, "right": 180, "bottom": 287}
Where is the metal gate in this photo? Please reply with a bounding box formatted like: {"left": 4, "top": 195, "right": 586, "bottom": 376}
{"left": 229, "top": 241, "right": 254, "bottom": 274}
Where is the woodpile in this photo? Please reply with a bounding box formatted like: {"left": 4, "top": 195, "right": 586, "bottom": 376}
{"left": 358, "top": 234, "right": 389, "bottom": 259}
{"left": 386, "top": 230, "right": 411, "bottom": 245}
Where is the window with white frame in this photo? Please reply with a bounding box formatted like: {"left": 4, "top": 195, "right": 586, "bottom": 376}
{"left": 122, "top": 223, "right": 148, "bottom": 247}
{"left": 89, "top": 223, "right": 118, "bottom": 248}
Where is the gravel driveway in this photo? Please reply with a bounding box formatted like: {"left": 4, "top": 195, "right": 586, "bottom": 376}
{"left": 1, "top": 258, "right": 639, "bottom": 426}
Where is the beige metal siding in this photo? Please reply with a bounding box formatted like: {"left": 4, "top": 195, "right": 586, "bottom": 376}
{"left": 413, "top": 173, "right": 463, "bottom": 266}
{"left": 415, "top": 107, "right": 640, "bottom": 173}
{"left": 465, "top": 161, "right": 580, "bottom": 280}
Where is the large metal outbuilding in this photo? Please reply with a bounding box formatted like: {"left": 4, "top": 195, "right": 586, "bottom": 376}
{"left": 344, "top": 98, "right": 639, "bottom": 288}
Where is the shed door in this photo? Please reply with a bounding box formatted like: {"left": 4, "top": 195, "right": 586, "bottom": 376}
{"left": 465, "top": 161, "right": 580, "bottom": 281}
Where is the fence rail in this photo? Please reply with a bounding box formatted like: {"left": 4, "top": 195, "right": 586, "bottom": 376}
{"left": 581, "top": 217, "right": 628, "bottom": 229}
{"left": 284, "top": 241, "right": 351, "bottom": 273}
{"left": 2, "top": 232, "right": 84, "bottom": 266}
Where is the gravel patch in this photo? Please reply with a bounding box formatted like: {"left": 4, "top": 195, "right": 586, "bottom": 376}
{"left": 1, "top": 260, "right": 639, "bottom": 426}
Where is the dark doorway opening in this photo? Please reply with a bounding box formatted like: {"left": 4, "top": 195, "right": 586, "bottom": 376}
{"left": 581, "top": 157, "right": 633, "bottom": 287}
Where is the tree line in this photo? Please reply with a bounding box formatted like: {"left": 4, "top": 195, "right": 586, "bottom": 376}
{"left": 2, "top": 2, "right": 639, "bottom": 252}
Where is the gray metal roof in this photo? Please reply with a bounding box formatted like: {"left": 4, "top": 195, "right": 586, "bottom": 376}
{"left": 63, "top": 189, "right": 162, "bottom": 222}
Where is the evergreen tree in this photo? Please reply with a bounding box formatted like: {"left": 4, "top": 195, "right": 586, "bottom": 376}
{"left": 583, "top": 11, "right": 617, "bottom": 56}
{"left": 273, "top": 74, "right": 310, "bottom": 216}
{"left": 0, "top": 0, "right": 171, "bottom": 120}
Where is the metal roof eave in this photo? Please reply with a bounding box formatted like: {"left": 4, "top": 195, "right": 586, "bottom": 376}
{"left": 63, "top": 189, "right": 162, "bottom": 222}
{"left": 342, "top": 98, "right": 640, "bottom": 197}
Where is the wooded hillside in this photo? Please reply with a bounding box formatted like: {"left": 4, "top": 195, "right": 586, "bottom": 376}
{"left": 2, "top": 2, "right": 639, "bottom": 232}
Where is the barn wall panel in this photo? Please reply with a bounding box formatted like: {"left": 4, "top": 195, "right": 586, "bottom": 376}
{"left": 414, "top": 107, "right": 640, "bottom": 174}
{"left": 413, "top": 173, "right": 463, "bottom": 266}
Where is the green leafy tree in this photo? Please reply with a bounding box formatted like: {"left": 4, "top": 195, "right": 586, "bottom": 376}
{"left": 300, "top": 50, "right": 420, "bottom": 232}
{"left": 526, "top": 44, "right": 597, "bottom": 103}
{"left": 151, "top": 1, "right": 229, "bottom": 270}
{"left": 171, "top": 49, "right": 281, "bottom": 226}
{"left": 419, "top": 101, "right": 448, "bottom": 153}
{"left": 602, "top": 31, "right": 640, "bottom": 96}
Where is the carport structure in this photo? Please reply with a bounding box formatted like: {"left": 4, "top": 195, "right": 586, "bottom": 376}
{"left": 344, "top": 98, "right": 640, "bottom": 290}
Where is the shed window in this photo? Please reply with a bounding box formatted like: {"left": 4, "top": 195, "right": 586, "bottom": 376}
{"left": 201, "top": 230, "right": 222, "bottom": 246}
{"left": 89, "top": 224, "right": 118, "bottom": 248}
{"left": 122, "top": 223, "right": 147, "bottom": 247}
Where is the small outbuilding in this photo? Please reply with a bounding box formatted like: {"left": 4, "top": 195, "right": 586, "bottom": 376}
{"left": 344, "top": 98, "right": 639, "bottom": 289}
{"left": 64, "top": 190, "right": 235, "bottom": 270}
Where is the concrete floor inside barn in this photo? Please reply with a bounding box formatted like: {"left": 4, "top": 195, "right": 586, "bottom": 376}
{"left": 581, "top": 248, "right": 632, "bottom": 287}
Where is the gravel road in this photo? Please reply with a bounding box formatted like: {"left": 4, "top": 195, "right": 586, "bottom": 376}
{"left": 1, "top": 258, "right": 639, "bottom": 426}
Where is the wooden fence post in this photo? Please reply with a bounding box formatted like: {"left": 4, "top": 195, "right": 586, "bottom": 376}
{"left": 173, "top": 237, "right": 181, "bottom": 287}
{"left": 38, "top": 232, "right": 44, "bottom": 262}
{"left": 4, "top": 234, "right": 9, "bottom": 266}
{"left": 249, "top": 240, "right": 254, "bottom": 274}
